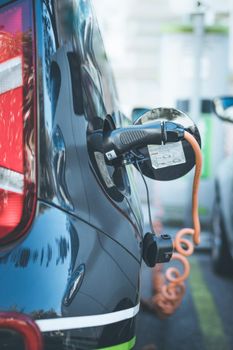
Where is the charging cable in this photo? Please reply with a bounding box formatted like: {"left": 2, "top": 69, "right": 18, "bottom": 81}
{"left": 101, "top": 118, "right": 202, "bottom": 316}
{"left": 142, "top": 130, "right": 202, "bottom": 317}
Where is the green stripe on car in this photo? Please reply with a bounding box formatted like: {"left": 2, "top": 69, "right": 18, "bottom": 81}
{"left": 98, "top": 337, "right": 136, "bottom": 350}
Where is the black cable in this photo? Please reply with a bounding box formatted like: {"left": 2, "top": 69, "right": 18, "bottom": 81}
{"left": 110, "top": 150, "right": 155, "bottom": 235}
{"left": 130, "top": 149, "right": 144, "bottom": 160}
{"left": 124, "top": 196, "right": 142, "bottom": 238}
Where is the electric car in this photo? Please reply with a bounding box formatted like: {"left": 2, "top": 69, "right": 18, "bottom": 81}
{"left": 211, "top": 96, "right": 233, "bottom": 275}
{"left": 0, "top": 0, "right": 202, "bottom": 348}
{"left": 0, "top": 0, "right": 144, "bottom": 348}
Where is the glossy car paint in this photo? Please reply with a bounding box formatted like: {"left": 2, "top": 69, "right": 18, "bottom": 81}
{"left": 0, "top": 0, "right": 143, "bottom": 348}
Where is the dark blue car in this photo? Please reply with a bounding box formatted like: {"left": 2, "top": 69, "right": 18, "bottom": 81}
{"left": 0, "top": 0, "right": 203, "bottom": 348}
{"left": 0, "top": 0, "right": 143, "bottom": 348}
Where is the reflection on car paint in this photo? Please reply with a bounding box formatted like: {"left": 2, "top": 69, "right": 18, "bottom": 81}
{"left": 63, "top": 263, "right": 85, "bottom": 306}
{"left": 0, "top": 204, "right": 72, "bottom": 317}
{"left": 52, "top": 126, "right": 74, "bottom": 211}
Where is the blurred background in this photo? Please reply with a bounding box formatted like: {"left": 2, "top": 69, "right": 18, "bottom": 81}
{"left": 92, "top": 1, "right": 233, "bottom": 350}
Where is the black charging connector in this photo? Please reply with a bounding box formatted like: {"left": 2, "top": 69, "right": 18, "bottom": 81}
{"left": 142, "top": 232, "right": 173, "bottom": 267}
{"left": 164, "top": 122, "right": 184, "bottom": 143}
{"left": 104, "top": 122, "right": 163, "bottom": 161}
{"left": 103, "top": 121, "right": 184, "bottom": 162}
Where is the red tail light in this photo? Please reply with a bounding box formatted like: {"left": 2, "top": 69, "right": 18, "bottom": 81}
{"left": 0, "top": 312, "right": 43, "bottom": 350}
{"left": 0, "top": 0, "right": 36, "bottom": 243}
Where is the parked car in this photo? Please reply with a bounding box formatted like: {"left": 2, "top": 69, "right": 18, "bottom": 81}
{"left": 212, "top": 96, "right": 233, "bottom": 275}
{"left": 0, "top": 0, "right": 202, "bottom": 349}
{"left": 0, "top": 0, "right": 144, "bottom": 348}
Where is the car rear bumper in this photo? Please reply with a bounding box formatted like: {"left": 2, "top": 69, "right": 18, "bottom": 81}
{"left": 0, "top": 308, "right": 138, "bottom": 349}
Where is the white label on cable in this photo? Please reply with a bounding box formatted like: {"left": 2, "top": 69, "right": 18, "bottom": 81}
{"left": 105, "top": 150, "right": 117, "bottom": 161}
{"left": 148, "top": 142, "right": 186, "bottom": 170}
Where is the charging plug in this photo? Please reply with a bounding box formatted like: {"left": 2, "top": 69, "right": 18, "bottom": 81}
{"left": 143, "top": 232, "right": 174, "bottom": 267}
{"left": 164, "top": 122, "right": 184, "bottom": 143}
{"left": 104, "top": 121, "right": 184, "bottom": 162}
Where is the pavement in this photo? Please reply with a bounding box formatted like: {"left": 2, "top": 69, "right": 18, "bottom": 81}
{"left": 135, "top": 252, "right": 233, "bottom": 350}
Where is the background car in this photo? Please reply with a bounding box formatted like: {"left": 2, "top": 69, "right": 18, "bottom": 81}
{"left": 212, "top": 96, "right": 233, "bottom": 275}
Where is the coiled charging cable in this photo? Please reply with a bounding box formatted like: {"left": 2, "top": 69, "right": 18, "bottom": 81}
{"left": 142, "top": 130, "right": 202, "bottom": 318}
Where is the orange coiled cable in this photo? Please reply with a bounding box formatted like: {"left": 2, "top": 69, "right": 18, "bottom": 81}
{"left": 142, "top": 131, "right": 202, "bottom": 318}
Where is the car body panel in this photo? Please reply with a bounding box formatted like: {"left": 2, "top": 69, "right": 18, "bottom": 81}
{"left": 37, "top": 0, "right": 143, "bottom": 259}
{"left": 0, "top": 201, "right": 140, "bottom": 315}
{"left": 0, "top": 201, "right": 140, "bottom": 347}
